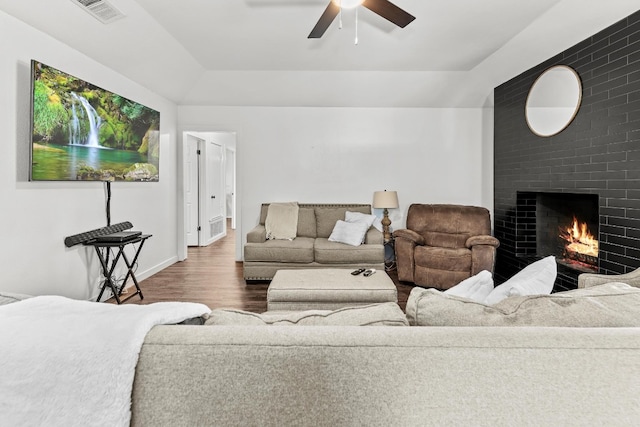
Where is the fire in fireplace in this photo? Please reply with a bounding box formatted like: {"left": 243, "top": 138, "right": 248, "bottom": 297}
{"left": 516, "top": 191, "right": 599, "bottom": 273}
{"left": 559, "top": 215, "right": 599, "bottom": 271}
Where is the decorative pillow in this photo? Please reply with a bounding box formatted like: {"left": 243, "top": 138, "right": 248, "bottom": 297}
{"left": 0, "top": 291, "right": 32, "bottom": 306}
{"left": 205, "top": 303, "right": 409, "bottom": 326}
{"left": 406, "top": 282, "right": 640, "bottom": 327}
{"left": 328, "top": 220, "right": 369, "bottom": 246}
{"left": 484, "top": 255, "right": 556, "bottom": 305}
{"left": 444, "top": 270, "right": 494, "bottom": 303}
{"left": 345, "top": 211, "right": 383, "bottom": 233}
{"left": 265, "top": 202, "right": 299, "bottom": 240}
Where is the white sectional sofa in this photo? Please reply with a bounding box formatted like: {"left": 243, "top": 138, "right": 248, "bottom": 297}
{"left": 131, "top": 273, "right": 640, "bottom": 426}
{"left": 4, "top": 272, "right": 640, "bottom": 426}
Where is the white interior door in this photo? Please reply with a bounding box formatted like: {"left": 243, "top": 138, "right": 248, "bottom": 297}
{"left": 185, "top": 135, "right": 200, "bottom": 246}
{"left": 199, "top": 139, "right": 225, "bottom": 246}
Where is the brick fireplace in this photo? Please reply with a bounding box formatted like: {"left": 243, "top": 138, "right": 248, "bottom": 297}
{"left": 494, "top": 10, "right": 640, "bottom": 292}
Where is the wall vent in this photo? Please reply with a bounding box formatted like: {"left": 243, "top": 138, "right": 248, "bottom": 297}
{"left": 71, "top": 0, "right": 125, "bottom": 24}
{"left": 209, "top": 216, "right": 225, "bottom": 240}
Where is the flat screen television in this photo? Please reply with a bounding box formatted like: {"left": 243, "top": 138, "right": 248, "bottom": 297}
{"left": 29, "top": 60, "right": 160, "bottom": 182}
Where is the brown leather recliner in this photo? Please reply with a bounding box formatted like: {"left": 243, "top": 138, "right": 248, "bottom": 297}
{"left": 393, "top": 204, "right": 500, "bottom": 290}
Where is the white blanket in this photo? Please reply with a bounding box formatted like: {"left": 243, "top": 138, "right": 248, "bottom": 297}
{"left": 0, "top": 296, "right": 210, "bottom": 427}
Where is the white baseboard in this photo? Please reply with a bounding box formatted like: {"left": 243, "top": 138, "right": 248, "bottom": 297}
{"left": 137, "top": 256, "right": 179, "bottom": 281}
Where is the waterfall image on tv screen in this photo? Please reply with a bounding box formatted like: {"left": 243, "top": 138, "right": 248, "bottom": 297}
{"left": 30, "top": 60, "right": 160, "bottom": 182}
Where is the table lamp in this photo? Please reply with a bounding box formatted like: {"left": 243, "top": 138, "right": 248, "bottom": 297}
{"left": 373, "top": 190, "right": 399, "bottom": 242}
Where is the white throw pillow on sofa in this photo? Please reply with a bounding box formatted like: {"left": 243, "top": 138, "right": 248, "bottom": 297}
{"left": 484, "top": 255, "right": 556, "bottom": 305}
{"left": 444, "top": 270, "right": 494, "bottom": 303}
{"left": 345, "top": 211, "right": 383, "bottom": 233}
{"left": 328, "top": 220, "right": 369, "bottom": 246}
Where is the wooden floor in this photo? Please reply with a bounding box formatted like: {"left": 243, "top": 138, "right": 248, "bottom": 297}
{"left": 123, "top": 223, "right": 413, "bottom": 312}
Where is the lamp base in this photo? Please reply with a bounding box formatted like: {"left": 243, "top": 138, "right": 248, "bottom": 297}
{"left": 382, "top": 208, "right": 392, "bottom": 243}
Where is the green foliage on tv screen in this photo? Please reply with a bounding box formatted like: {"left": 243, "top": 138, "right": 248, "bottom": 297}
{"left": 32, "top": 80, "right": 69, "bottom": 141}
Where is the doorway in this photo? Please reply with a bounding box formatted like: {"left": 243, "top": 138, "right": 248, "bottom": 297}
{"left": 182, "top": 131, "right": 237, "bottom": 250}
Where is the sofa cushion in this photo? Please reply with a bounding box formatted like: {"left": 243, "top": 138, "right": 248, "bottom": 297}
{"left": 315, "top": 206, "right": 371, "bottom": 238}
{"left": 406, "top": 204, "right": 491, "bottom": 240}
{"left": 414, "top": 246, "right": 471, "bottom": 272}
{"left": 422, "top": 231, "right": 470, "bottom": 249}
{"left": 259, "top": 205, "right": 317, "bottom": 238}
{"left": 314, "top": 238, "right": 384, "bottom": 264}
{"left": 296, "top": 207, "right": 317, "bottom": 238}
{"left": 315, "top": 207, "right": 349, "bottom": 238}
{"left": 205, "top": 302, "right": 408, "bottom": 326}
{"left": 244, "top": 237, "right": 315, "bottom": 263}
{"left": 406, "top": 282, "right": 640, "bottom": 327}
{"left": 328, "top": 220, "right": 369, "bottom": 246}
{"left": 484, "top": 256, "right": 556, "bottom": 305}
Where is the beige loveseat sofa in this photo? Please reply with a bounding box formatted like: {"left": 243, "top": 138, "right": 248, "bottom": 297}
{"left": 243, "top": 203, "right": 384, "bottom": 281}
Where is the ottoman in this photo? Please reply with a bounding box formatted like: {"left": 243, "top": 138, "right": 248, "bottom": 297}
{"left": 267, "top": 268, "right": 398, "bottom": 311}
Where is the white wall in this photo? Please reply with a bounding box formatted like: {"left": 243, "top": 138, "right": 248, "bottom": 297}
{"left": 179, "top": 106, "right": 489, "bottom": 255}
{"left": 0, "top": 10, "right": 179, "bottom": 299}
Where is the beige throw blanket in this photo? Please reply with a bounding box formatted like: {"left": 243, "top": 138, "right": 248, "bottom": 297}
{"left": 265, "top": 202, "right": 299, "bottom": 240}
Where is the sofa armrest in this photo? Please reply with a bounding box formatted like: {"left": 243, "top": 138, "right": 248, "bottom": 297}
{"left": 364, "top": 227, "right": 383, "bottom": 245}
{"left": 393, "top": 229, "right": 425, "bottom": 246}
{"left": 578, "top": 267, "right": 640, "bottom": 289}
{"left": 246, "top": 224, "right": 267, "bottom": 243}
{"left": 465, "top": 235, "right": 500, "bottom": 249}
{"left": 393, "top": 229, "right": 423, "bottom": 283}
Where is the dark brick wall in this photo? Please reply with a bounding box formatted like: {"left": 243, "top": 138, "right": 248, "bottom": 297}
{"left": 494, "top": 10, "right": 640, "bottom": 291}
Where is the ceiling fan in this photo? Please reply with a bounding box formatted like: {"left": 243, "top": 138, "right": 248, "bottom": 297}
{"left": 308, "top": 0, "right": 415, "bottom": 39}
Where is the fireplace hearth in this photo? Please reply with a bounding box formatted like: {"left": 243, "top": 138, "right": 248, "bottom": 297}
{"left": 516, "top": 192, "right": 599, "bottom": 273}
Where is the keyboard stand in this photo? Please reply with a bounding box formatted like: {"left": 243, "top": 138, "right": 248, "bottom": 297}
{"left": 84, "top": 234, "right": 151, "bottom": 304}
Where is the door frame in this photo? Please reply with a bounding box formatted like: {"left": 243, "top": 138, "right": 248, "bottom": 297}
{"left": 225, "top": 146, "right": 236, "bottom": 230}
{"left": 184, "top": 133, "right": 202, "bottom": 247}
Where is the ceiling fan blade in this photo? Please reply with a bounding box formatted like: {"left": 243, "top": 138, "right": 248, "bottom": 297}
{"left": 308, "top": 2, "right": 341, "bottom": 38}
{"left": 362, "top": 0, "right": 415, "bottom": 28}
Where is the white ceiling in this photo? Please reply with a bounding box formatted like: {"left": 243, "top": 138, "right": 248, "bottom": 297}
{"left": 1, "top": 0, "right": 639, "bottom": 107}
{"left": 134, "top": 0, "right": 558, "bottom": 72}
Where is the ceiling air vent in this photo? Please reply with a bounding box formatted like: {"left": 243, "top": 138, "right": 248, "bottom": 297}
{"left": 71, "top": 0, "right": 125, "bottom": 24}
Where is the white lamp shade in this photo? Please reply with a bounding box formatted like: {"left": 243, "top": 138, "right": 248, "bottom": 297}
{"left": 373, "top": 191, "right": 399, "bottom": 209}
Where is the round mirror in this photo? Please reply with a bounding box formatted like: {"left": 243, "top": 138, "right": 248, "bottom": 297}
{"left": 525, "top": 65, "right": 582, "bottom": 137}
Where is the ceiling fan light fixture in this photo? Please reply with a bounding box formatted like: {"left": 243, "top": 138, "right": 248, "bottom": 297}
{"left": 308, "top": 0, "right": 414, "bottom": 40}
{"left": 332, "top": 0, "right": 364, "bottom": 9}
